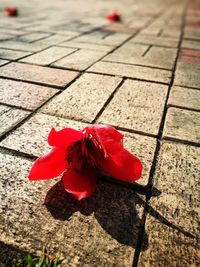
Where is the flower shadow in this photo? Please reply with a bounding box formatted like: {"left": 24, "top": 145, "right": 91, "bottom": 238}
{"left": 44, "top": 180, "right": 148, "bottom": 250}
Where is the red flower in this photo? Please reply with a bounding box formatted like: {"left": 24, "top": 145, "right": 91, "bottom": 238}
{"left": 5, "top": 7, "right": 18, "bottom": 17}
{"left": 29, "top": 125, "right": 142, "bottom": 200}
{"left": 107, "top": 11, "right": 121, "bottom": 22}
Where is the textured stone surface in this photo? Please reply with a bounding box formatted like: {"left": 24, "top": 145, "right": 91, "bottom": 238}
{"left": 52, "top": 49, "right": 107, "bottom": 70}
{"left": 20, "top": 46, "right": 76, "bottom": 66}
{"left": 88, "top": 61, "right": 171, "bottom": 83}
{"left": 18, "top": 32, "right": 51, "bottom": 42}
{"left": 0, "top": 150, "right": 145, "bottom": 266}
{"left": 97, "top": 79, "right": 168, "bottom": 135}
{"left": 0, "top": 113, "right": 87, "bottom": 157}
{"left": 59, "top": 41, "right": 114, "bottom": 52}
{"left": 0, "top": 59, "right": 8, "bottom": 66}
{"left": 0, "top": 62, "right": 79, "bottom": 88}
{"left": 0, "top": 105, "right": 30, "bottom": 137}
{"left": 168, "top": 86, "right": 200, "bottom": 110}
{"left": 0, "top": 48, "right": 31, "bottom": 60}
{"left": 182, "top": 39, "right": 200, "bottom": 50}
{"left": 130, "top": 34, "right": 179, "bottom": 48}
{"left": 104, "top": 46, "right": 177, "bottom": 70}
{"left": 163, "top": 107, "right": 200, "bottom": 143}
{"left": 41, "top": 73, "right": 122, "bottom": 122}
{"left": 138, "top": 141, "right": 200, "bottom": 267}
{"left": 0, "top": 79, "right": 59, "bottom": 110}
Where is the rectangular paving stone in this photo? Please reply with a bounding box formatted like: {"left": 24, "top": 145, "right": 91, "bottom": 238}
{"left": 163, "top": 107, "right": 200, "bottom": 144}
{"left": 130, "top": 34, "right": 179, "bottom": 48}
{"left": 0, "top": 105, "right": 30, "bottom": 137}
{"left": 20, "top": 46, "right": 77, "bottom": 66}
{"left": 0, "top": 79, "right": 59, "bottom": 110}
{"left": 52, "top": 49, "right": 107, "bottom": 70}
{"left": 0, "top": 62, "right": 79, "bottom": 88}
{"left": 58, "top": 40, "right": 114, "bottom": 52}
{"left": 182, "top": 39, "right": 200, "bottom": 50}
{"left": 41, "top": 73, "right": 122, "bottom": 122}
{"left": 168, "top": 86, "right": 200, "bottom": 110}
{"left": 0, "top": 34, "right": 14, "bottom": 41}
{"left": 97, "top": 79, "right": 168, "bottom": 135}
{"left": 138, "top": 141, "right": 200, "bottom": 267}
{"left": 0, "top": 48, "right": 31, "bottom": 60}
{"left": 18, "top": 32, "right": 52, "bottom": 42}
{"left": 88, "top": 61, "right": 172, "bottom": 84}
{"left": 0, "top": 113, "right": 87, "bottom": 157}
{"left": 73, "top": 31, "right": 131, "bottom": 46}
{"left": 104, "top": 46, "right": 177, "bottom": 70}
{"left": 0, "top": 59, "right": 9, "bottom": 66}
{"left": 0, "top": 152, "right": 144, "bottom": 267}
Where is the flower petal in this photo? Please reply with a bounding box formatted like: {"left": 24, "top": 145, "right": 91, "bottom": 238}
{"left": 84, "top": 124, "right": 123, "bottom": 156}
{"left": 29, "top": 147, "right": 68, "bottom": 180}
{"left": 62, "top": 169, "right": 96, "bottom": 200}
{"left": 102, "top": 148, "right": 142, "bottom": 182}
{"left": 48, "top": 128, "right": 84, "bottom": 148}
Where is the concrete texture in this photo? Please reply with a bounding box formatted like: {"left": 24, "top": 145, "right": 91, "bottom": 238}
{"left": 0, "top": 0, "right": 199, "bottom": 266}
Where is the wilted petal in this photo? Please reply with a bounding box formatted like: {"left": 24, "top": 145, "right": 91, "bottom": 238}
{"left": 102, "top": 148, "right": 142, "bottom": 182}
{"left": 84, "top": 124, "right": 123, "bottom": 156}
{"left": 48, "top": 128, "right": 84, "bottom": 148}
{"left": 29, "top": 147, "right": 68, "bottom": 180}
{"left": 62, "top": 169, "right": 97, "bottom": 200}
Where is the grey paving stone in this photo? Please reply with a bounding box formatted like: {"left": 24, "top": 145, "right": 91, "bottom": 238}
{"left": 0, "top": 105, "right": 30, "bottom": 137}
{"left": 88, "top": 61, "right": 172, "bottom": 84}
{"left": 138, "top": 141, "right": 200, "bottom": 267}
{"left": 18, "top": 32, "right": 52, "bottom": 42}
{"left": 20, "top": 46, "right": 76, "bottom": 66}
{"left": 52, "top": 49, "right": 107, "bottom": 70}
{"left": 73, "top": 31, "right": 131, "bottom": 46}
{"left": 0, "top": 151, "right": 145, "bottom": 266}
{"left": 0, "top": 59, "right": 9, "bottom": 66}
{"left": 182, "top": 39, "right": 200, "bottom": 50}
{"left": 0, "top": 28, "right": 26, "bottom": 36}
{"left": 0, "top": 34, "right": 14, "bottom": 41}
{"left": 97, "top": 79, "right": 168, "bottom": 135}
{"left": 130, "top": 34, "right": 179, "bottom": 47}
{"left": 41, "top": 73, "right": 122, "bottom": 122}
{"left": 0, "top": 79, "right": 59, "bottom": 110}
{"left": 110, "top": 43, "right": 149, "bottom": 57}
{"left": 0, "top": 113, "right": 87, "bottom": 157}
{"left": 0, "top": 48, "right": 31, "bottom": 60}
{"left": 168, "top": 86, "right": 200, "bottom": 110}
{"left": 58, "top": 40, "right": 114, "bottom": 52}
{"left": 163, "top": 107, "right": 200, "bottom": 143}
{"left": 104, "top": 46, "right": 177, "bottom": 70}
{"left": 0, "top": 62, "right": 79, "bottom": 88}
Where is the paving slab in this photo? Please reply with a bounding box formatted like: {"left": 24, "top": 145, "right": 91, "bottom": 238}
{"left": 0, "top": 59, "right": 9, "bottom": 66}
{"left": 0, "top": 48, "right": 31, "bottom": 60}
{"left": 104, "top": 46, "right": 177, "bottom": 70}
{"left": 18, "top": 32, "right": 52, "bottom": 43}
{"left": 88, "top": 61, "right": 172, "bottom": 84}
{"left": 0, "top": 105, "right": 30, "bottom": 137}
{"left": 0, "top": 79, "right": 59, "bottom": 110}
{"left": 168, "top": 86, "right": 200, "bottom": 110}
{"left": 182, "top": 39, "right": 200, "bottom": 50}
{"left": 52, "top": 49, "right": 107, "bottom": 70}
{"left": 163, "top": 107, "right": 200, "bottom": 144}
{"left": 138, "top": 141, "right": 200, "bottom": 267}
{"left": 20, "top": 46, "right": 77, "bottom": 66}
{"left": 41, "top": 73, "right": 122, "bottom": 122}
{"left": 130, "top": 34, "right": 179, "bottom": 48}
{"left": 0, "top": 151, "right": 145, "bottom": 266}
{"left": 97, "top": 79, "right": 168, "bottom": 135}
{"left": 0, "top": 62, "right": 79, "bottom": 88}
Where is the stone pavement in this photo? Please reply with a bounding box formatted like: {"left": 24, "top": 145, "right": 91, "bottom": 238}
{"left": 0, "top": 0, "right": 199, "bottom": 266}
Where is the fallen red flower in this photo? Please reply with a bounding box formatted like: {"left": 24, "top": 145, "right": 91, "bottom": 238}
{"left": 5, "top": 7, "right": 18, "bottom": 17}
{"left": 107, "top": 11, "right": 121, "bottom": 22}
{"left": 29, "top": 125, "right": 142, "bottom": 200}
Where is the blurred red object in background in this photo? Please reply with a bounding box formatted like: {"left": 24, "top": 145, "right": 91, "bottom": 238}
{"left": 107, "top": 11, "right": 121, "bottom": 22}
{"left": 5, "top": 7, "right": 18, "bottom": 17}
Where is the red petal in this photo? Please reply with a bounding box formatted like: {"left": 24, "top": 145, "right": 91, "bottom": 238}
{"left": 102, "top": 148, "right": 142, "bottom": 182}
{"left": 48, "top": 128, "right": 84, "bottom": 148}
{"left": 84, "top": 124, "right": 123, "bottom": 156}
{"left": 62, "top": 169, "right": 96, "bottom": 200}
{"left": 29, "top": 147, "right": 68, "bottom": 180}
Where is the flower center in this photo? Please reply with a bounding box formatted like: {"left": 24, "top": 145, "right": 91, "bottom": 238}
{"left": 66, "top": 134, "right": 105, "bottom": 173}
